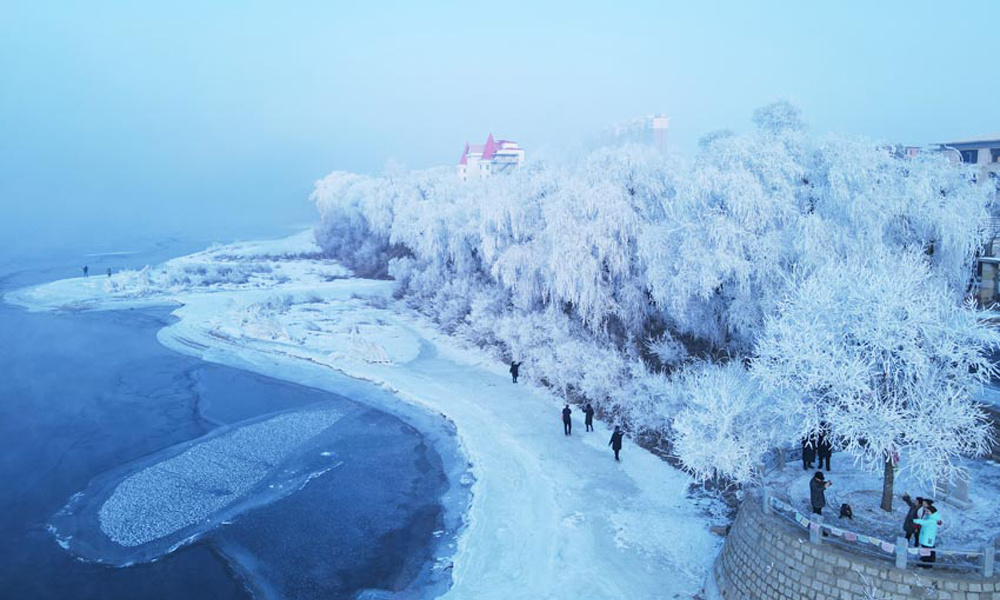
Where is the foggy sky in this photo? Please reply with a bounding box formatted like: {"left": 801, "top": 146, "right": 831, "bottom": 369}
{"left": 2, "top": 1, "right": 998, "bottom": 257}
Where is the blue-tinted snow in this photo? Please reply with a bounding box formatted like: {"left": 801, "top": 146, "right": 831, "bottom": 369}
{"left": 98, "top": 407, "right": 345, "bottom": 547}
{"left": 0, "top": 259, "right": 468, "bottom": 600}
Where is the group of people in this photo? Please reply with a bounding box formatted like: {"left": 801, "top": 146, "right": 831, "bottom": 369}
{"left": 903, "top": 494, "right": 941, "bottom": 565}
{"left": 562, "top": 404, "right": 625, "bottom": 460}
{"left": 510, "top": 361, "right": 625, "bottom": 461}
{"left": 801, "top": 432, "right": 833, "bottom": 471}
{"left": 809, "top": 470, "right": 942, "bottom": 567}
{"left": 82, "top": 265, "right": 113, "bottom": 278}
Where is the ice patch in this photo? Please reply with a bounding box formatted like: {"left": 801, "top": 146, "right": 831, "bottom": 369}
{"left": 46, "top": 524, "right": 72, "bottom": 550}
{"left": 98, "top": 408, "right": 343, "bottom": 547}
{"left": 50, "top": 404, "right": 349, "bottom": 565}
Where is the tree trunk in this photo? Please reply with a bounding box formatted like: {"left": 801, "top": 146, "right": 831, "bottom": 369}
{"left": 880, "top": 457, "right": 894, "bottom": 512}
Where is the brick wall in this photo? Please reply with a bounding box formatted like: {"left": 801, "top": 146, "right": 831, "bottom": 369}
{"left": 714, "top": 499, "right": 999, "bottom": 600}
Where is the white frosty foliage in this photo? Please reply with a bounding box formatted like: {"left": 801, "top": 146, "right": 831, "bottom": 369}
{"left": 672, "top": 362, "right": 784, "bottom": 482}
{"left": 310, "top": 103, "right": 995, "bottom": 480}
{"left": 753, "top": 250, "right": 999, "bottom": 484}
{"left": 645, "top": 332, "right": 689, "bottom": 367}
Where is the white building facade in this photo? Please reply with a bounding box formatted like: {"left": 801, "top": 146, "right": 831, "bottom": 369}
{"left": 457, "top": 133, "right": 524, "bottom": 182}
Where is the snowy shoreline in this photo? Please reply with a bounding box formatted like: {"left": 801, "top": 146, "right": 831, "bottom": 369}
{"left": 6, "top": 231, "right": 722, "bottom": 599}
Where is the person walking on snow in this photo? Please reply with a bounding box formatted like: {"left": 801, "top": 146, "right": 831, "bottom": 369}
{"left": 562, "top": 405, "right": 572, "bottom": 435}
{"left": 902, "top": 494, "right": 924, "bottom": 547}
{"left": 913, "top": 500, "right": 941, "bottom": 566}
{"left": 609, "top": 426, "right": 624, "bottom": 461}
{"left": 509, "top": 361, "right": 522, "bottom": 384}
{"left": 82, "top": 265, "right": 89, "bottom": 277}
{"left": 583, "top": 404, "right": 594, "bottom": 432}
{"left": 810, "top": 471, "right": 831, "bottom": 515}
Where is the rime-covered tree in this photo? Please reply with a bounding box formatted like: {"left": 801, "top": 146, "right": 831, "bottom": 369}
{"left": 672, "top": 362, "right": 785, "bottom": 483}
{"left": 310, "top": 103, "right": 996, "bottom": 467}
{"left": 753, "top": 250, "right": 998, "bottom": 511}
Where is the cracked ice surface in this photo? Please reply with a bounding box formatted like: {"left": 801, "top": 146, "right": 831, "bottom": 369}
{"left": 98, "top": 408, "right": 343, "bottom": 547}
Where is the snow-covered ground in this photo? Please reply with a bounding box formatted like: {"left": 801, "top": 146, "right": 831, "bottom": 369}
{"left": 765, "top": 453, "right": 1000, "bottom": 549}
{"left": 7, "top": 231, "right": 724, "bottom": 600}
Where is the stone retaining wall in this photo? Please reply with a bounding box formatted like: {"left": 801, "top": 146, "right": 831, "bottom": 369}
{"left": 714, "top": 498, "right": 999, "bottom": 600}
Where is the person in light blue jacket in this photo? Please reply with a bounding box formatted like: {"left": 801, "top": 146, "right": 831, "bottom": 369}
{"left": 912, "top": 500, "right": 940, "bottom": 566}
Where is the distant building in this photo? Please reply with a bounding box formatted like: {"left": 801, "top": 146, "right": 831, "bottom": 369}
{"left": 934, "top": 134, "right": 1000, "bottom": 306}
{"left": 600, "top": 114, "right": 670, "bottom": 153}
{"left": 887, "top": 144, "right": 923, "bottom": 159}
{"left": 457, "top": 134, "right": 524, "bottom": 182}
{"left": 936, "top": 134, "right": 1000, "bottom": 183}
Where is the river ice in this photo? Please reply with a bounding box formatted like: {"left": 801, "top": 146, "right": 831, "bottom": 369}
{"left": 98, "top": 408, "right": 344, "bottom": 547}
{"left": 13, "top": 231, "right": 725, "bottom": 599}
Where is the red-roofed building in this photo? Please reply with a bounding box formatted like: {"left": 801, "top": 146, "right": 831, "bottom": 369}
{"left": 457, "top": 133, "right": 524, "bottom": 181}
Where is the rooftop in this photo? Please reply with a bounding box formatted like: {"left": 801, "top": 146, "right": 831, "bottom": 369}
{"left": 938, "top": 133, "right": 1000, "bottom": 147}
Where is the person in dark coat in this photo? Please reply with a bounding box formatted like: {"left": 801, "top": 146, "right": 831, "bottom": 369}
{"left": 509, "top": 361, "right": 522, "bottom": 383}
{"left": 107, "top": 267, "right": 112, "bottom": 278}
{"left": 809, "top": 471, "right": 831, "bottom": 515}
{"left": 562, "top": 405, "right": 572, "bottom": 436}
{"left": 609, "top": 426, "right": 624, "bottom": 461}
{"left": 816, "top": 431, "right": 833, "bottom": 471}
{"left": 583, "top": 404, "right": 595, "bottom": 432}
{"left": 801, "top": 436, "right": 816, "bottom": 471}
{"left": 82, "top": 265, "right": 89, "bottom": 277}
{"left": 902, "top": 494, "right": 924, "bottom": 547}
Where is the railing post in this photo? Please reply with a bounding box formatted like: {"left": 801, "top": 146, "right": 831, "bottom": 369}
{"left": 776, "top": 448, "right": 786, "bottom": 472}
{"left": 895, "top": 537, "right": 907, "bottom": 570}
{"left": 762, "top": 486, "right": 772, "bottom": 515}
{"left": 809, "top": 514, "right": 822, "bottom": 545}
{"left": 983, "top": 540, "right": 995, "bottom": 578}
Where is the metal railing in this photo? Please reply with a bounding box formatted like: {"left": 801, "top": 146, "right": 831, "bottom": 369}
{"left": 760, "top": 489, "right": 996, "bottom": 577}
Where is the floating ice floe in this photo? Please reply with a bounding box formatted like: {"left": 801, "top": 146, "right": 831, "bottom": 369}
{"left": 50, "top": 404, "right": 347, "bottom": 565}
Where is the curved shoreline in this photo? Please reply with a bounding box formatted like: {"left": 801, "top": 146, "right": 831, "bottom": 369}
{"left": 156, "top": 326, "right": 473, "bottom": 600}
{"left": 38, "top": 307, "right": 473, "bottom": 598}
{"left": 6, "top": 232, "right": 722, "bottom": 600}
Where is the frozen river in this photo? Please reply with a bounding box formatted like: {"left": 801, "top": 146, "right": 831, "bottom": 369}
{"left": 0, "top": 259, "right": 467, "bottom": 599}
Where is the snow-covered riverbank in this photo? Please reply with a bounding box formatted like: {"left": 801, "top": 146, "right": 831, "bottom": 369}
{"left": 7, "top": 231, "right": 723, "bottom": 599}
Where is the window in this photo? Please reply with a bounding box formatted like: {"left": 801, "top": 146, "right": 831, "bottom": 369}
{"left": 992, "top": 148, "right": 1000, "bottom": 163}
{"left": 960, "top": 149, "right": 979, "bottom": 164}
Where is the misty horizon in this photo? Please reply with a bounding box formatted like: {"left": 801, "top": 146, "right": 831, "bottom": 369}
{"left": 3, "top": 1, "right": 998, "bottom": 257}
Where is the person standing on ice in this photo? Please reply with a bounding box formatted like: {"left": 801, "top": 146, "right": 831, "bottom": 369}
{"left": 509, "top": 361, "right": 522, "bottom": 383}
{"left": 901, "top": 494, "right": 924, "bottom": 547}
{"left": 609, "top": 426, "right": 624, "bottom": 461}
{"left": 809, "top": 471, "right": 831, "bottom": 515}
{"left": 562, "top": 404, "right": 572, "bottom": 436}
{"left": 583, "top": 403, "right": 595, "bottom": 432}
{"left": 82, "top": 265, "right": 88, "bottom": 277}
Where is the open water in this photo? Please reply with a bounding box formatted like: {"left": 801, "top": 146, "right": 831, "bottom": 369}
{"left": 0, "top": 246, "right": 467, "bottom": 600}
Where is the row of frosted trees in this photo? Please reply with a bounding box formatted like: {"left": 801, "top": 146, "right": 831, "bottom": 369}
{"left": 312, "top": 103, "right": 998, "bottom": 506}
